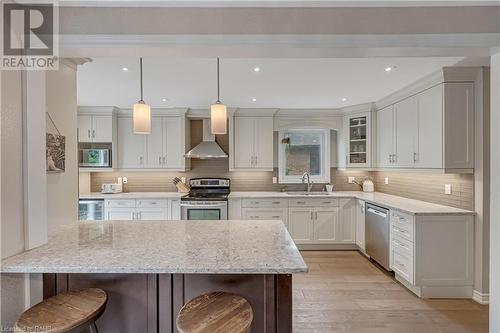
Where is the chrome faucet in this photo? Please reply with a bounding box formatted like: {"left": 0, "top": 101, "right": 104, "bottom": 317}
{"left": 301, "top": 172, "right": 313, "bottom": 192}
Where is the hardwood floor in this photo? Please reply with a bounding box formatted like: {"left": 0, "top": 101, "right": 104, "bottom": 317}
{"left": 293, "top": 251, "right": 488, "bottom": 333}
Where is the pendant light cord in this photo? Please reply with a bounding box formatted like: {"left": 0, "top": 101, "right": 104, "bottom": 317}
{"left": 216, "top": 57, "right": 221, "bottom": 104}
{"left": 140, "top": 57, "right": 144, "bottom": 101}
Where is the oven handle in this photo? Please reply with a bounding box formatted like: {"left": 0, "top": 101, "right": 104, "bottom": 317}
{"left": 180, "top": 202, "right": 227, "bottom": 207}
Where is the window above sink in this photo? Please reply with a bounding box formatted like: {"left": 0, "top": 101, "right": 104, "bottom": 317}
{"left": 278, "top": 129, "right": 330, "bottom": 184}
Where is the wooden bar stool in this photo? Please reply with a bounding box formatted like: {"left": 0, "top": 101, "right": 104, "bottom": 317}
{"left": 176, "top": 291, "right": 253, "bottom": 333}
{"left": 14, "top": 288, "right": 107, "bottom": 333}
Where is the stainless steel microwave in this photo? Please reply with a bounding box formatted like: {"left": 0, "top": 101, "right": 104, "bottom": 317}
{"left": 79, "top": 149, "right": 111, "bottom": 167}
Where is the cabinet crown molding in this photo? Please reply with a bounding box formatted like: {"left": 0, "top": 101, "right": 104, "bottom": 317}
{"left": 78, "top": 106, "right": 119, "bottom": 115}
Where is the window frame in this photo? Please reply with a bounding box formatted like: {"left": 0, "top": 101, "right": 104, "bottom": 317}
{"left": 278, "top": 128, "right": 331, "bottom": 184}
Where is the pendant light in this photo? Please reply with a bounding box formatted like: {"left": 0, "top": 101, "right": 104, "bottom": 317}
{"left": 210, "top": 57, "right": 227, "bottom": 135}
{"left": 133, "top": 57, "right": 151, "bottom": 134}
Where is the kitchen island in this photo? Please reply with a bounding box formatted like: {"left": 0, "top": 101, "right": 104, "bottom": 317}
{"left": 1, "top": 220, "right": 307, "bottom": 333}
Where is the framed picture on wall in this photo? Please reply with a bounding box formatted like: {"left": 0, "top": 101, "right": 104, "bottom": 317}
{"left": 46, "top": 133, "right": 66, "bottom": 172}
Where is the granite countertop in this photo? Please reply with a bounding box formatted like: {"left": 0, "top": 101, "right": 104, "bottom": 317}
{"left": 79, "top": 192, "right": 186, "bottom": 199}
{"left": 0, "top": 220, "right": 308, "bottom": 274}
{"left": 228, "top": 191, "right": 474, "bottom": 215}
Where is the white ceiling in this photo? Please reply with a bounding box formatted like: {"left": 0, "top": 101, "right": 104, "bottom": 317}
{"left": 77, "top": 57, "right": 463, "bottom": 109}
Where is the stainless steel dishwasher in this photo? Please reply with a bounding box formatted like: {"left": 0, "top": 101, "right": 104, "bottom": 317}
{"left": 365, "top": 203, "right": 391, "bottom": 270}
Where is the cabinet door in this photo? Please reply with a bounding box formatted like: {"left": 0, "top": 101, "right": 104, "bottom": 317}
{"left": 346, "top": 113, "right": 371, "bottom": 168}
{"left": 137, "top": 208, "right": 168, "bottom": 220}
{"left": 233, "top": 117, "right": 255, "bottom": 169}
{"left": 106, "top": 208, "right": 135, "bottom": 220}
{"left": 170, "top": 199, "right": 181, "bottom": 220}
{"left": 117, "top": 117, "right": 146, "bottom": 169}
{"left": 242, "top": 208, "right": 288, "bottom": 228}
{"left": 288, "top": 208, "right": 314, "bottom": 244}
{"left": 338, "top": 198, "right": 356, "bottom": 243}
{"left": 355, "top": 200, "right": 366, "bottom": 250}
{"left": 92, "top": 115, "right": 113, "bottom": 142}
{"left": 77, "top": 115, "right": 93, "bottom": 143}
{"left": 146, "top": 117, "right": 164, "bottom": 168}
{"left": 314, "top": 208, "right": 339, "bottom": 243}
{"left": 164, "top": 117, "right": 184, "bottom": 169}
{"left": 394, "top": 97, "right": 418, "bottom": 168}
{"left": 376, "top": 105, "right": 394, "bottom": 168}
{"left": 254, "top": 117, "right": 274, "bottom": 169}
{"left": 415, "top": 84, "right": 443, "bottom": 168}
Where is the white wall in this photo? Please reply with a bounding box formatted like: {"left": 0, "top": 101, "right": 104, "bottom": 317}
{"left": 0, "top": 70, "right": 26, "bottom": 326}
{"left": 46, "top": 61, "right": 79, "bottom": 233}
{"left": 490, "top": 52, "right": 500, "bottom": 333}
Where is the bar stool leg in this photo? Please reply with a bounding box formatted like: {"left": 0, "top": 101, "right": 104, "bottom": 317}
{"left": 89, "top": 322, "right": 99, "bottom": 333}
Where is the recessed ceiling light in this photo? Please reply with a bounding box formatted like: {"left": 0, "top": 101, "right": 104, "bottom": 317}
{"left": 161, "top": 98, "right": 168, "bottom": 102}
{"left": 122, "top": 67, "right": 129, "bottom": 71}
{"left": 341, "top": 97, "right": 348, "bottom": 102}
{"left": 252, "top": 98, "right": 257, "bottom": 102}
{"left": 384, "top": 66, "right": 396, "bottom": 72}
{"left": 253, "top": 67, "right": 261, "bottom": 72}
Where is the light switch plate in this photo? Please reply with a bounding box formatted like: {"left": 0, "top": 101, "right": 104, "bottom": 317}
{"left": 272, "top": 177, "right": 277, "bottom": 184}
{"left": 384, "top": 177, "right": 389, "bottom": 185}
{"left": 122, "top": 177, "right": 128, "bottom": 184}
{"left": 445, "top": 184, "right": 452, "bottom": 195}
{"left": 348, "top": 177, "right": 356, "bottom": 184}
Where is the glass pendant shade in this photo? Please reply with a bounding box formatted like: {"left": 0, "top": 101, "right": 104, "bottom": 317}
{"left": 211, "top": 103, "right": 227, "bottom": 135}
{"left": 133, "top": 101, "right": 151, "bottom": 134}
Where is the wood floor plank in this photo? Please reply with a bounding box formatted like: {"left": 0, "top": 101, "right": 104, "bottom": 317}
{"left": 293, "top": 251, "right": 488, "bottom": 333}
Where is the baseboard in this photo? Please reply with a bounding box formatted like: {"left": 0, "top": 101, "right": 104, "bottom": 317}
{"left": 298, "top": 244, "right": 359, "bottom": 251}
{"left": 472, "top": 289, "right": 490, "bottom": 304}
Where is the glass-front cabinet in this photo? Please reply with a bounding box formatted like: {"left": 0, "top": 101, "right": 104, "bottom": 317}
{"left": 345, "top": 112, "right": 372, "bottom": 168}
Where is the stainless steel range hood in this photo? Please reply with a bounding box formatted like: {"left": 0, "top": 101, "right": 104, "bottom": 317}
{"left": 185, "top": 119, "right": 228, "bottom": 159}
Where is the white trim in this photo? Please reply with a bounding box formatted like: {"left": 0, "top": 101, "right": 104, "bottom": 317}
{"left": 278, "top": 129, "right": 330, "bottom": 184}
{"left": 472, "top": 290, "right": 490, "bottom": 304}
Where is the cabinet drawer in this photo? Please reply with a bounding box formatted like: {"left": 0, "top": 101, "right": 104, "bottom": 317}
{"left": 391, "top": 235, "right": 414, "bottom": 258}
{"left": 242, "top": 198, "right": 288, "bottom": 208}
{"left": 105, "top": 199, "right": 136, "bottom": 208}
{"left": 391, "top": 210, "right": 414, "bottom": 242}
{"left": 392, "top": 248, "right": 414, "bottom": 284}
{"left": 289, "top": 198, "right": 338, "bottom": 207}
{"left": 242, "top": 209, "right": 286, "bottom": 221}
{"left": 136, "top": 199, "right": 168, "bottom": 208}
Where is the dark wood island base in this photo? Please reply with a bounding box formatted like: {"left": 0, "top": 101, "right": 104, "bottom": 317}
{"left": 43, "top": 273, "right": 292, "bottom": 333}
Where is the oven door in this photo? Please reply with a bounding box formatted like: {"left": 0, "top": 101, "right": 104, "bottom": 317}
{"left": 180, "top": 201, "right": 228, "bottom": 220}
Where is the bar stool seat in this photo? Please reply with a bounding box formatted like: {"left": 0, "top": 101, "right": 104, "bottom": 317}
{"left": 14, "top": 288, "right": 107, "bottom": 333}
{"left": 176, "top": 291, "right": 253, "bottom": 333}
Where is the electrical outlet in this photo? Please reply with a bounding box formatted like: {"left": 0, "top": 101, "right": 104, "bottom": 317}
{"left": 272, "top": 177, "right": 277, "bottom": 184}
{"left": 384, "top": 177, "right": 389, "bottom": 185}
{"left": 122, "top": 177, "right": 128, "bottom": 184}
{"left": 117, "top": 177, "right": 123, "bottom": 184}
{"left": 348, "top": 177, "right": 356, "bottom": 184}
{"left": 181, "top": 177, "right": 186, "bottom": 183}
{"left": 445, "top": 184, "right": 452, "bottom": 195}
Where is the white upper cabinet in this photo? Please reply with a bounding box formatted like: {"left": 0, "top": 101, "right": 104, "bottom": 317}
{"left": 394, "top": 96, "right": 418, "bottom": 168}
{"left": 231, "top": 115, "right": 274, "bottom": 171}
{"left": 345, "top": 112, "right": 372, "bottom": 168}
{"left": 117, "top": 110, "right": 189, "bottom": 171}
{"left": 376, "top": 75, "right": 475, "bottom": 172}
{"left": 117, "top": 117, "right": 146, "bottom": 169}
{"left": 414, "top": 84, "right": 443, "bottom": 168}
{"left": 376, "top": 105, "right": 395, "bottom": 168}
{"left": 77, "top": 114, "right": 113, "bottom": 143}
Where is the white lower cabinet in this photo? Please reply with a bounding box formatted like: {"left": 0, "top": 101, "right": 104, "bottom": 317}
{"left": 338, "top": 199, "right": 356, "bottom": 243}
{"left": 242, "top": 208, "right": 288, "bottom": 228}
{"left": 314, "top": 208, "right": 339, "bottom": 243}
{"left": 104, "top": 199, "right": 178, "bottom": 220}
{"left": 389, "top": 209, "right": 474, "bottom": 298}
{"left": 355, "top": 199, "right": 366, "bottom": 251}
{"left": 288, "top": 208, "right": 315, "bottom": 243}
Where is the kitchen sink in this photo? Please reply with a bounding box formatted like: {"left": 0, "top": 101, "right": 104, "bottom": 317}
{"left": 286, "top": 191, "right": 331, "bottom": 196}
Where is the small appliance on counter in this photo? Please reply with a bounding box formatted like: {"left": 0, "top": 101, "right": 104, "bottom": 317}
{"left": 362, "top": 178, "right": 375, "bottom": 192}
{"left": 101, "top": 183, "right": 123, "bottom": 194}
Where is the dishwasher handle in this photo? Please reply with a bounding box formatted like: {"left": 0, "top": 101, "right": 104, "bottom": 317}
{"left": 367, "top": 207, "right": 388, "bottom": 218}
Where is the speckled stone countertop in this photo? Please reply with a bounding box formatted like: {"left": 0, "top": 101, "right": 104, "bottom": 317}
{"left": 79, "top": 192, "right": 186, "bottom": 199}
{"left": 228, "top": 191, "right": 474, "bottom": 215}
{"left": 1, "top": 220, "right": 308, "bottom": 274}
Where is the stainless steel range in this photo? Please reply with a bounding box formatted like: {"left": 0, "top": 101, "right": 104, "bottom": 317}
{"left": 180, "top": 178, "right": 230, "bottom": 220}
